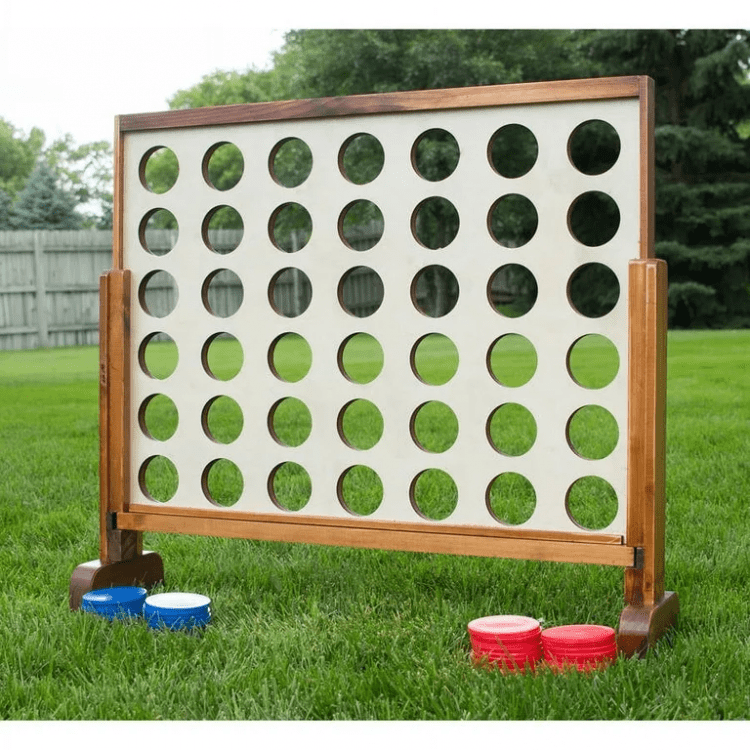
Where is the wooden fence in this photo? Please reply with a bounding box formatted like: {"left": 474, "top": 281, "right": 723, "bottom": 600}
{"left": 0, "top": 230, "right": 112, "bottom": 350}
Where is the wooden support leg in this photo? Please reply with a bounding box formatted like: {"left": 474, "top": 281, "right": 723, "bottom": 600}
{"left": 69, "top": 549, "right": 165, "bottom": 611}
{"left": 617, "top": 591, "right": 679, "bottom": 658}
{"left": 619, "top": 258, "right": 678, "bottom": 657}
{"left": 70, "top": 268, "right": 165, "bottom": 610}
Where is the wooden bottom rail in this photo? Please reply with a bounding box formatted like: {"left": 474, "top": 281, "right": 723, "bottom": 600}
{"left": 114, "top": 509, "right": 637, "bottom": 568}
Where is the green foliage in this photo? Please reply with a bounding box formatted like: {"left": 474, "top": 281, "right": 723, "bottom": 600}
{"left": 169, "top": 67, "right": 289, "bottom": 110}
{"left": 584, "top": 29, "right": 750, "bottom": 328}
{"left": 9, "top": 161, "right": 82, "bottom": 230}
{"left": 45, "top": 135, "right": 113, "bottom": 228}
{"left": 279, "top": 29, "right": 588, "bottom": 97}
{"left": 0, "top": 119, "right": 112, "bottom": 229}
{"left": 0, "top": 118, "right": 44, "bottom": 197}
{"left": 0, "top": 188, "right": 12, "bottom": 229}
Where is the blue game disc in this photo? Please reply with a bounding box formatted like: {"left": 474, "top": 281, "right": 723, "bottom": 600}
{"left": 81, "top": 586, "right": 147, "bottom": 620}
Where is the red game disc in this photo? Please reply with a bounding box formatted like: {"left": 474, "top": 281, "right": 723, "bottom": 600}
{"left": 468, "top": 615, "right": 541, "bottom": 641}
{"left": 469, "top": 615, "right": 543, "bottom": 672}
{"left": 541, "top": 624, "right": 617, "bottom": 671}
{"left": 541, "top": 624, "right": 615, "bottom": 648}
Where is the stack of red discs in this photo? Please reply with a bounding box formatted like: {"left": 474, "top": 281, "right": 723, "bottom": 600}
{"left": 467, "top": 615, "right": 542, "bottom": 672}
{"left": 541, "top": 624, "right": 618, "bottom": 672}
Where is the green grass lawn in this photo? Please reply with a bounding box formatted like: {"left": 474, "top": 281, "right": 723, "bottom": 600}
{"left": 1, "top": 330, "right": 749, "bottom": 720}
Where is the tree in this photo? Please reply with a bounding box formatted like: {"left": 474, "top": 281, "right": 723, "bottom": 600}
{"left": 0, "top": 188, "right": 12, "bottom": 229}
{"left": 169, "top": 67, "right": 290, "bottom": 110}
{"left": 584, "top": 29, "right": 750, "bottom": 328}
{"left": 0, "top": 119, "right": 45, "bottom": 198}
{"left": 277, "top": 29, "right": 589, "bottom": 98}
{"left": 45, "top": 135, "right": 113, "bottom": 228}
{"left": 9, "top": 161, "right": 82, "bottom": 230}
{"left": 165, "top": 30, "right": 750, "bottom": 326}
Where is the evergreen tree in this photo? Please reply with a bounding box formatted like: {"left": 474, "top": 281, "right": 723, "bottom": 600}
{"left": 0, "top": 188, "right": 12, "bottom": 229}
{"left": 584, "top": 29, "right": 750, "bottom": 328}
{"left": 10, "top": 161, "right": 82, "bottom": 230}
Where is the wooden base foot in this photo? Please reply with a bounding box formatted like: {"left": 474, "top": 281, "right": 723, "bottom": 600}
{"left": 69, "top": 551, "right": 165, "bottom": 610}
{"left": 617, "top": 591, "right": 679, "bottom": 658}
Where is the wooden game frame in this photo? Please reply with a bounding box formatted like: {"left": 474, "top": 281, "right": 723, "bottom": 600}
{"left": 70, "top": 76, "right": 678, "bottom": 657}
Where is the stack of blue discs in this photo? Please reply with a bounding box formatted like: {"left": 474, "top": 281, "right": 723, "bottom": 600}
{"left": 81, "top": 586, "right": 147, "bottom": 620}
{"left": 144, "top": 592, "right": 212, "bottom": 631}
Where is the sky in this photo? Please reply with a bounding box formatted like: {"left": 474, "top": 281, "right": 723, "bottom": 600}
{"left": 1, "top": 2, "right": 292, "bottom": 147}
{"left": 1, "top": 2, "right": 742, "bottom": 151}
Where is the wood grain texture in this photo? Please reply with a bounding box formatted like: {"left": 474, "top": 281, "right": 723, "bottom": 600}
{"left": 125, "top": 502, "right": 625, "bottom": 545}
{"left": 117, "top": 510, "right": 636, "bottom": 567}
{"left": 112, "top": 117, "right": 125, "bottom": 270}
{"left": 98, "top": 273, "right": 110, "bottom": 562}
{"left": 118, "top": 77, "right": 645, "bottom": 132}
{"left": 625, "top": 259, "right": 668, "bottom": 606}
{"left": 639, "top": 77, "right": 656, "bottom": 259}
{"left": 100, "top": 269, "right": 136, "bottom": 565}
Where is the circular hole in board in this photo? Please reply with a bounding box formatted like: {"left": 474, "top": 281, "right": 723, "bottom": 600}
{"left": 568, "top": 191, "right": 620, "bottom": 247}
{"left": 566, "top": 476, "right": 619, "bottom": 531}
{"left": 486, "top": 473, "right": 536, "bottom": 525}
{"left": 567, "top": 334, "right": 620, "bottom": 389}
{"left": 410, "top": 469, "right": 458, "bottom": 521}
{"left": 139, "top": 394, "right": 179, "bottom": 441}
{"left": 201, "top": 333, "right": 243, "bottom": 381}
{"left": 487, "top": 264, "right": 538, "bottom": 318}
{"left": 411, "top": 197, "right": 460, "bottom": 249}
{"left": 411, "top": 128, "right": 460, "bottom": 181}
{"left": 202, "top": 206, "right": 244, "bottom": 254}
{"left": 410, "top": 333, "right": 459, "bottom": 385}
{"left": 268, "top": 397, "right": 312, "bottom": 447}
{"left": 269, "top": 202, "right": 312, "bottom": 253}
{"left": 488, "top": 194, "right": 538, "bottom": 247}
{"left": 268, "top": 333, "right": 312, "bottom": 383}
{"left": 567, "top": 263, "right": 620, "bottom": 318}
{"left": 269, "top": 137, "right": 313, "bottom": 187}
{"left": 566, "top": 405, "right": 619, "bottom": 460}
{"left": 139, "top": 455, "right": 178, "bottom": 503}
{"left": 202, "top": 396, "right": 244, "bottom": 444}
{"left": 338, "top": 266, "right": 384, "bottom": 317}
{"left": 568, "top": 120, "right": 621, "bottom": 175}
{"left": 339, "top": 133, "right": 384, "bottom": 184}
{"left": 139, "top": 270, "right": 178, "bottom": 318}
{"left": 410, "top": 401, "right": 459, "bottom": 453}
{"left": 139, "top": 146, "right": 178, "bottom": 193}
{"left": 338, "top": 399, "right": 384, "bottom": 450}
{"left": 202, "top": 269, "right": 243, "bottom": 318}
{"left": 139, "top": 333, "right": 179, "bottom": 379}
{"left": 269, "top": 268, "right": 312, "bottom": 317}
{"left": 202, "top": 458, "right": 243, "bottom": 507}
{"left": 203, "top": 141, "right": 244, "bottom": 190}
{"left": 411, "top": 265, "right": 459, "bottom": 318}
{"left": 338, "top": 200, "right": 384, "bottom": 250}
{"left": 269, "top": 462, "right": 312, "bottom": 512}
{"left": 337, "top": 465, "right": 384, "bottom": 516}
{"left": 488, "top": 124, "right": 538, "bottom": 178}
{"left": 487, "top": 334, "right": 537, "bottom": 387}
{"left": 139, "top": 209, "right": 178, "bottom": 256}
{"left": 486, "top": 403, "right": 537, "bottom": 456}
{"left": 338, "top": 333, "right": 384, "bottom": 384}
